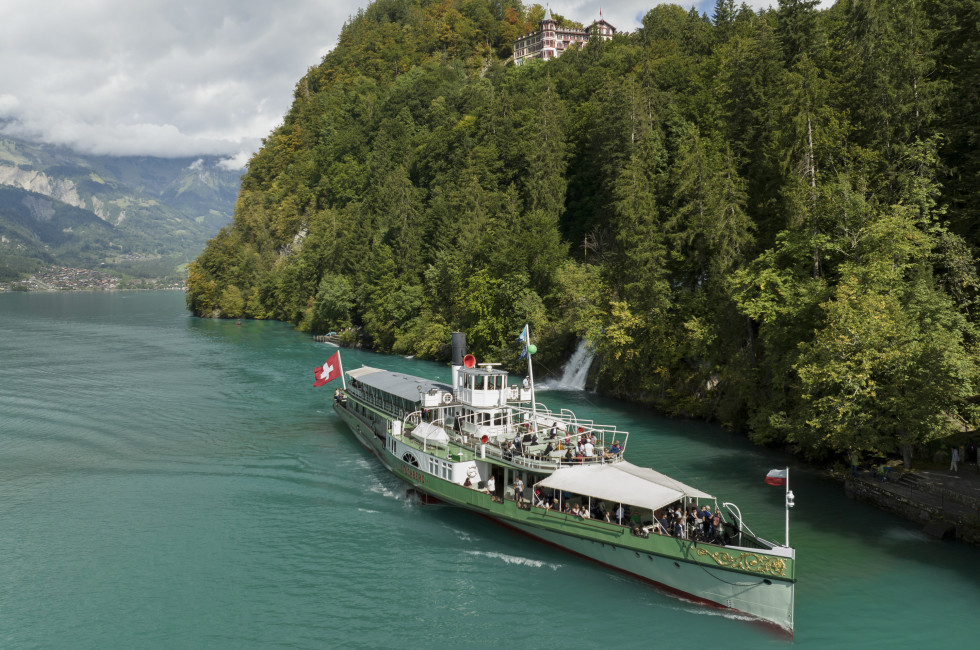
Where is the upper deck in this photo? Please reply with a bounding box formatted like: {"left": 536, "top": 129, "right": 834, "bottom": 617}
{"left": 341, "top": 364, "right": 629, "bottom": 469}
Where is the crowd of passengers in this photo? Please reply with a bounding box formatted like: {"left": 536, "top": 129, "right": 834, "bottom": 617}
{"left": 499, "top": 428, "right": 623, "bottom": 463}
{"left": 527, "top": 489, "right": 734, "bottom": 545}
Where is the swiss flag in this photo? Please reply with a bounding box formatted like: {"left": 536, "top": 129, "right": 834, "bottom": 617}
{"left": 765, "top": 468, "right": 788, "bottom": 486}
{"left": 313, "top": 351, "right": 342, "bottom": 387}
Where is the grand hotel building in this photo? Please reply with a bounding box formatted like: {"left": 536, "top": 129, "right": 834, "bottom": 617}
{"left": 513, "top": 8, "right": 616, "bottom": 66}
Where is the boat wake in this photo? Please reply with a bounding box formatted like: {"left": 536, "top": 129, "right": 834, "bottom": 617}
{"left": 368, "top": 480, "right": 403, "bottom": 500}
{"left": 464, "top": 550, "right": 563, "bottom": 570}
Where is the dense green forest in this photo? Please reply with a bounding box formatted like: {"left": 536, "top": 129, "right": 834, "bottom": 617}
{"left": 187, "top": 0, "right": 980, "bottom": 466}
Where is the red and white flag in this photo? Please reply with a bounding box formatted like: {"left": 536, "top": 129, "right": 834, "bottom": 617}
{"left": 765, "top": 468, "right": 788, "bottom": 486}
{"left": 313, "top": 351, "right": 342, "bottom": 387}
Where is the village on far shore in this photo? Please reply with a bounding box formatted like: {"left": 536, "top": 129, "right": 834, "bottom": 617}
{"left": 0, "top": 266, "right": 185, "bottom": 292}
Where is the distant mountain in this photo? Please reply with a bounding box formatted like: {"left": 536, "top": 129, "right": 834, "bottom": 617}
{"left": 0, "top": 135, "right": 241, "bottom": 280}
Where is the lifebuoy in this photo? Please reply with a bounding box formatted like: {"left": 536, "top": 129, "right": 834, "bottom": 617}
{"left": 443, "top": 392, "right": 453, "bottom": 404}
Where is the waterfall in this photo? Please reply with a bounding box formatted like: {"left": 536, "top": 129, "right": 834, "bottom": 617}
{"left": 539, "top": 339, "right": 594, "bottom": 391}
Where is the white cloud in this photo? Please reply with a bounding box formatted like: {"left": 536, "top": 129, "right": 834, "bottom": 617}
{"left": 0, "top": 0, "right": 372, "bottom": 159}
{"left": 218, "top": 151, "right": 252, "bottom": 170}
{"left": 0, "top": 1, "right": 835, "bottom": 162}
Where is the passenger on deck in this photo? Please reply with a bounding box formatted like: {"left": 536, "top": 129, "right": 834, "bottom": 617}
{"left": 486, "top": 475, "right": 496, "bottom": 494}
{"left": 658, "top": 511, "right": 670, "bottom": 534}
{"left": 711, "top": 515, "right": 726, "bottom": 544}
{"left": 571, "top": 504, "right": 581, "bottom": 517}
{"left": 564, "top": 448, "right": 574, "bottom": 462}
{"left": 606, "top": 440, "right": 622, "bottom": 457}
{"left": 687, "top": 506, "right": 700, "bottom": 532}
{"left": 703, "top": 512, "right": 714, "bottom": 538}
{"left": 533, "top": 488, "right": 545, "bottom": 507}
{"left": 513, "top": 477, "right": 524, "bottom": 504}
{"left": 700, "top": 505, "right": 712, "bottom": 527}
{"left": 582, "top": 440, "right": 595, "bottom": 457}
{"left": 543, "top": 442, "right": 555, "bottom": 456}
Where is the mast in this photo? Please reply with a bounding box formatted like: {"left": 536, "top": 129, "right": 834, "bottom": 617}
{"left": 785, "top": 467, "right": 794, "bottom": 547}
{"left": 528, "top": 329, "right": 537, "bottom": 431}
{"left": 519, "top": 323, "right": 538, "bottom": 431}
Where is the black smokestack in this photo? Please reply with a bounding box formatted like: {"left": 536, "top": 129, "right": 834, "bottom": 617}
{"left": 451, "top": 332, "right": 466, "bottom": 366}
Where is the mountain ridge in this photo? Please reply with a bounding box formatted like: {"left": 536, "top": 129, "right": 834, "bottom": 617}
{"left": 0, "top": 135, "right": 242, "bottom": 281}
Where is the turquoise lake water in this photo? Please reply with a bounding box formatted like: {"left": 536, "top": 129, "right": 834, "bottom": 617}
{"left": 1, "top": 291, "right": 977, "bottom": 648}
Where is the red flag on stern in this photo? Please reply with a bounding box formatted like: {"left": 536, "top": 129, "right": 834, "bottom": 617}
{"left": 765, "top": 468, "right": 788, "bottom": 486}
{"left": 313, "top": 351, "right": 342, "bottom": 387}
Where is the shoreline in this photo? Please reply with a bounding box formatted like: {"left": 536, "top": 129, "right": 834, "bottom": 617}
{"left": 831, "top": 464, "right": 980, "bottom": 546}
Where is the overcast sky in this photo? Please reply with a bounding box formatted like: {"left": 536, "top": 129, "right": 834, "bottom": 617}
{"left": 0, "top": 1, "right": 804, "bottom": 169}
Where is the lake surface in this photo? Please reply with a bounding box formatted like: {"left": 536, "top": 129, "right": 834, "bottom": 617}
{"left": 1, "top": 291, "right": 977, "bottom": 648}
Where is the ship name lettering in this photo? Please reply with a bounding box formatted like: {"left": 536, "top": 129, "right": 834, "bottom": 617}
{"left": 397, "top": 465, "right": 425, "bottom": 484}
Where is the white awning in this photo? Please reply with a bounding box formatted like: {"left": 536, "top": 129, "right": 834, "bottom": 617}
{"left": 411, "top": 422, "right": 450, "bottom": 448}
{"left": 536, "top": 462, "right": 713, "bottom": 512}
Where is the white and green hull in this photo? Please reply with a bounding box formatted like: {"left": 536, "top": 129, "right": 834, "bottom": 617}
{"left": 334, "top": 400, "right": 795, "bottom": 635}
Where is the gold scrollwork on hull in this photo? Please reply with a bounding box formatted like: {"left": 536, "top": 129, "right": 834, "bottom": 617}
{"left": 694, "top": 548, "right": 787, "bottom": 577}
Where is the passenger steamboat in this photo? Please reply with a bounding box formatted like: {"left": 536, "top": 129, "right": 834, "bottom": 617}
{"left": 328, "top": 331, "right": 796, "bottom": 635}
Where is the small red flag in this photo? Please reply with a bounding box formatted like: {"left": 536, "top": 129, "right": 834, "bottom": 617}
{"left": 765, "top": 468, "right": 787, "bottom": 486}
{"left": 313, "top": 351, "right": 342, "bottom": 387}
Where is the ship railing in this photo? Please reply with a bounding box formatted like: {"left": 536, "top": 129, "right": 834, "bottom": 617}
{"left": 345, "top": 386, "right": 402, "bottom": 418}
{"left": 719, "top": 502, "right": 782, "bottom": 550}
{"left": 448, "top": 402, "right": 630, "bottom": 452}
{"left": 461, "top": 437, "right": 621, "bottom": 470}
{"left": 402, "top": 412, "right": 620, "bottom": 470}
{"left": 507, "top": 403, "right": 629, "bottom": 452}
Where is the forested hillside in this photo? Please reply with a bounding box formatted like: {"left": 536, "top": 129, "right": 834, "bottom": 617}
{"left": 187, "top": 0, "right": 980, "bottom": 465}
